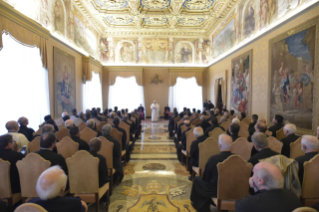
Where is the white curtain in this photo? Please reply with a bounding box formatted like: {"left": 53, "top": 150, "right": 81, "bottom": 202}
{"left": 0, "top": 34, "right": 50, "bottom": 135}
{"left": 82, "top": 72, "right": 103, "bottom": 111}
{"left": 108, "top": 76, "right": 145, "bottom": 113}
{"left": 169, "top": 77, "right": 203, "bottom": 112}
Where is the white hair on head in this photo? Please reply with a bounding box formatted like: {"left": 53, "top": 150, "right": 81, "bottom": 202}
{"left": 220, "top": 116, "right": 227, "bottom": 123}
{"left": 193, "top": 127, "right": 204, "bottom": 138}
{"left": 200, "top": 115, "right": 205, "bottom": 121}
{"left": 256, "top": 168, "right": 284, "bottom": 190}
{"left": 232, "top": 117, "right": 240, "bottom": 125}
{"left": 86, "top": 119, "right": 95, "bottom": 128}
{"left": 36, "top": 166, "right": 67, "bottom": 200}
{"left": 17, "top": 117, "right": 27, "bottom": 125}
{"left": 62, "top": 112, "right": 68, "bottom": 118}
{"left": 65, "top": 119, "right": 73, "bottom": 128}
{"left": 218, "top": 134, "right": 232, "bottom": 150}
{"left": 302, "top": 135, "right": 319, "bottom": 151}
{"left": 283, "top": 123, "right": 297, "bottom": 135}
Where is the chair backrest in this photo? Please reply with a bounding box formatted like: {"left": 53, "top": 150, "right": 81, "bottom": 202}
{"left": 191, "top": 118, "right": 201, "bottom": 126}
{"left": 56, "top": 137, "right": 79, "bottom": 159}
{"left": 131, "top": 117, "right": 137, "bottom": 124}
{"left": 73, "top": 118, "right": 84, "bottom": 126}
{"left": 208, "top": 127, "right": 225, "bottom": 140}
{"left": 98, "top": 136, "right": 114, "bottom": 169}
{"left": 276, "top": 127, "right": 286, "bottom": 141}
{"left": 0, "top": 159, "right": 11, "bottom": 198}
{"left": 173, "top": 117, "right": 180, "bottom": 130}
{"left": 177, "top": 119, "right": 184, "bottom": 128}
{"left": 56, "top": 118, "right": 64, "bottom": 126}
{"left": 181, "top": 125, "right": 187, "bottom": 134}
{"left": 66, "top": 150, "right": 99, "bottom": 194}
{"left": 110, "top": 128, "right": 123, "bottom": 150}
{"left": 33, "top": 127, "right": 42, "bottom": 136}
{"left": 70, "top": 115, "right": 78, "bottom": 121}
{"left": 242, "top": 117, "right": 251, "bottom": 125}
{"left": 96, "top": 121, "right": 107, "bottom": 133}
{"left": 301, "top": 154, "right": 319, "bottom": 198}
{"left": 186, "top": 128, "right": 196, "bottom": 152}
{"left": 265, "top": 130, "right": 273, "bottom": 136}
{"left": 199, "top": 137, "right": 220, "bottom": 170}
{"left": 239, "top": 121, "right": 249, "bottom": 131}
{"left": 119, "top": 122, "right": 130, "bottom": 144}
{"left": 14, "top": 203, "right": 48, "bottom": 212}
{"left": 79, "top": 127, "right": 98, "bottom": 145}
{"left": 56, "top": 127, "right": 70, "bottom": 141}
{"left": 107, "top": 118, "right": 113, "bottom": 125}
{"left": 16, "top": 153, "right": 51, "bottom": 199}
{"left": 292, "top": 207, "right": 318, "bottom": 212}
{"left": 220, "top": 119, "right": 232, "bottom": 132}
{"left": 78, "top": 122, "right": 86, "bottom": 131}
{"left": 290, "top": 137, "right": 304, "bottom": 159}
{"left": 231, "top": 137, "right": 254, "bottom": 161}
{"left": 216, "top": 115, "right": 222, "bottom": 123}
{"left": 267, "top": 136, "right": 283, "bottom": 153}
{"left": 28, "top": 136, "right": 41, "bottom": 153}
{"left": 238, "top": 127, "right": 249, "bottom": 139}
{"left": 57, "top": 123, "right": 65, "bottom": 131}
{"left": 217, "top": 155, "right": 253, "bottom": 200}
{"left": 93, "top": 118, "right": 101, "bottom": 125}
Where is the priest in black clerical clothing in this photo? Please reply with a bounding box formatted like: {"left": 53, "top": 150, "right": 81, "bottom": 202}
{"left": 69, "top": 126, "right": 90, "bottom": 152}
{"left": 248, "top": 132, "right": 279, "bottom": 166}
{"left": 113, "top": 117, "right": 130, "bottom": 162}
{"left": 249, "top": 114, "right": 258, "bottom": 130}
{"left": 204, "top": 116, "right": 225, "bottom": 137}
{"left": 164, "top": 104, "right": 170, "bottom": 120}
{"left": 203, "top": 100, "right": 208, "bottom": 111}
{"left": 280, "top": 123, "right": 300, "bottom": 157}
{"left": 268, "top": 114, "right": 284, "bottom": 138}
{"left": 190, "top": 134, "right": 233, "bottom": 212}
{"left": 86, "top": 119, "right": 102, "bottom": 137}
{"left": 189, "top": 127, "right": 207, "bottom": 176}
{"left": 72, "top": 109, "right": 79, "bottom": 118}
{"left": 295, "top": 135, "right": 319, "bottom": 186}
{"left": 176, "top": 120, "right": 192, "bottom": 163}
{"left": 168, "top": 110, "right": 178, "bottom": 138}
{"left": 208, "top": 100, "right": 214, "bottom": 110}
{"left": 18, "top": 116, "right": 35, "bottom": 141}
{"left": 138, "top": 104, "right": 145, "bottom": 120}
{"left": 235, "top": 161, "right": 302, "bottom": 212}
{"left": 229, "top": 123, "right": 240, "bottom": 142}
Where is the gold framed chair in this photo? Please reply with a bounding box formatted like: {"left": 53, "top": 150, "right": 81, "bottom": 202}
{"left": 301, "top": 155, "right": 319, "bottom": 206}
{"left": 56, "top": 137, "right": 79, "bottom": 159}
{"left": 208, "top": 127, "right": 225, "bottom": 140}
{"left": 110, "top": 128, "right": 125, "bottom": 165}
{"left": 267, "top": 136, "right": 283, "bottom": 154}
{"left": 276, "top": 127, "right": 286, "bottom": 141}
{"left": 28, "top": 137, "right": 41, "bottom": 153}
{"left": 80, "top": 127, "right": 98, "bottom": 145}
{"left": 290, "top": 137, "right": 304, "bottom": 159}
{"left": 181, "top": 126, "right": 196, "bottom": 170}
{"left": 78, "top": 122, "right": 86, "bottom": 131}
{"left": 119, "top": 122, "right": 132, "bottom": 146}
{"left": 238, "top": 128, "right": 249, "bottom": 139}
{"left": 292, "top": 207, "right": 318, "bottom": 212}
{"left": 14, "top": 203, "right": 48, "bottom": 212}
{"left": 220, "top": 119, "right": 232, "bottom": 132}
{"left": 96, "top": 121, "right": 107, "bottom": 134}
{"left": 56, "top": 127, "right": 70, "bottom": 141}
{"left": 231, "top": 137, "right": 253, "bottom": 161}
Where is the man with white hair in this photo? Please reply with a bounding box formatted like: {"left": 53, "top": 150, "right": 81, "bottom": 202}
{"left": 6, "top": 120, "right": 29, "bottom": 149}
{"left": 28, "top": 166, "right": 88, "bottom": 212}
{"left": 189, "top": 127, "right": 207, "bottom": 177}
{"left": 190, "top": 134, "right": 233, "bottom": 212}
{"left": 232, "top": 117, "right": 241, "bottom": 125}
{"left": 150, "top": 100, "right": 160, "bottom": 122}
{"left": 64, "top": 119, "right": 74, "bottom": 129}
{"left": 18, "top": 116, "right": 35, "bottom": 141}
{"left": 295, "top": 135, "right": 318, "bottom": 186}
{"left": 62, "top": 112, "right": 70, "bottom": 121}
{"left": 86, "top": 119, "right": 101, "bottom": 136}
{"left": 176, "top": 119, "right": 192, "bottom": 163}
{"left": 280, "top": 123, "right": 300, "bottom": 157}
{"left": 235, "top": 162, "right": 302, "bottom": 212}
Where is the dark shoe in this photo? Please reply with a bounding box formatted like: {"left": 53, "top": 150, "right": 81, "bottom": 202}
{"left": 188, "top": 176, "right": 193, "bottom": 181}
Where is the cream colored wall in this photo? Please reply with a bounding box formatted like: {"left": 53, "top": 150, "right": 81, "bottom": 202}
{"left": 207, "top": 5, "right": 319, "bottom": 124}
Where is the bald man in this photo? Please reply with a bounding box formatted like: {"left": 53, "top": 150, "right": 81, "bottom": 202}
{"left": 176, "top": 119, "right": 192, "bottom": 163}
{"left": 28, "top": 166, "right": 88, "bottom": 212}
{"left": 190, "top": 134, "right": 233, "bottom": 212}
{"left": 248, "top": 118, "right": 267, "bottom": 142}
{"left": 295, "top": 135, "right": 319, "bottom": 186}
{"left": 235, "top": 162, "right": 302, "bottom": 212}
{"left": 64, "top": 119, "right": 74, "bottom": 129}
{"left": 6, "top": 120, "right": 29, "bottom": 149}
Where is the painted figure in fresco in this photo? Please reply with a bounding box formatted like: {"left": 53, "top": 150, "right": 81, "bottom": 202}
{"left": 180, "top": 45, "right": 192, "bottom": 63}
{"left": 121, "top": 43, "right": 133, "bottom": 63}
{"left": 299, "top": 66, "right": 312, "bottom": 110}
{"left": 245, "top": 2, "right": 255, "bottom": 36}
{"left": 57, "top": 65, "right": 72, "bottom": 111}
{"left": 54, "top": 0, "right": 63, "bottom": 33}
{"left": 259, "top": 0, "right": 269, "bottom": 28}
{"left": 279, "top": 63, "right": 290, "bottom": 102}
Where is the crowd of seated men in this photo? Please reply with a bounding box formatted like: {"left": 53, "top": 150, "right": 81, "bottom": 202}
{"left": 0, "top": 106, "right": 142, "bottom": 211}
{"left": 168, "top": 104, "right": 319, "bottom": 212}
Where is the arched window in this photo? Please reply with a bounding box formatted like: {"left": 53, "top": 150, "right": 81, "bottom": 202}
{"left": 168, "top": 77, "right": 203, "bottom": 113}
{"left": 82, "top": 72, "right": 103, "bottom": 110}
{"left": 108, "top": 76, "right": 145, "bottom": 113}
{"left": 0, "top": 34, "right": 50, "bottom": 134}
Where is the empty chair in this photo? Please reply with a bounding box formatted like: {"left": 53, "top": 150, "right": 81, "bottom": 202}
{"left": 208, "top": 127, "right": 225, "bottom": 140}
{"left": 28, "top": 137, "right": 41, "bottom": 153}
{"left": 66, "top": 150, "right": 109, "bottom": 212}
{"left": 231, "top": 137, "right": 254, "bottom": 161}
{"left": 301, "top": 155, "right": 319, "bottom": 206}
{"left": 290, "top": 138, "right": 305, "bottom": 159}
{"left": 16, "top": 153, "right": 51, "bottom": 202}
{"left": 78, "top": 122, "right": 86, "bottom": 131}
{"left": 56, "top": 137, "right": 79, "bottom": 159}
{"left": 56, "top": 128, "right": 70, "bottom": 141}
{"left": 79, "top": 127, "right": 98, "bottom": 144}
{"left": 96, "top": 121, "right": 107, "bottom": 134}
{"left": 276, "top": 127, "right": 286, "bottom": 141}
{"left": 213, "top": 155, "right": 253, "bottom": 212}
{"left": 267, "top": 136, "right": 283, "bottom": 153}
{"left": 14, "top": 203, "right": 48, "bottom": 212}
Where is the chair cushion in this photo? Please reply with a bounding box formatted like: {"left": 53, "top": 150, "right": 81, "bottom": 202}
{"left": 181, "top": 150, "right": 187, "bottom": 156}
{"left": 192, "top": 166, "right": 199, "bottom": 174}
{"left": 121, "top": 150, "right": 126, "bottom": 156}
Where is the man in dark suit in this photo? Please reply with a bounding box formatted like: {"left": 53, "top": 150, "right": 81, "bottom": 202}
{"left": 34, "top": 132, "right": 68, "bottom": 175}
{"left": 268, "top": 114, "right": 284, "bottom": 138}
{"left": 92, "top": 109, "right": 102, "bottom": 121}
{"left": 189, "top": 127, "right": 207, "bottom": 176}
{"left": 280, "top": 123, "right": 300, "bottom": 157}
{"left": 176, "top": 120, "right": 192, "bottom": 163}
{"left": 86, "top": 119, "right": 101, "bottom": 137}
{"left": 113, "top": 117, "right": 130, "bottom": 162}
{"left": 176, "top": 115, "right": 189, "bottom": 142}
{"left": 89, "top": 137, "right": 109, "bottom": 188}
{"left": 0, "top": 134, "right": 25, "bottom": 194}
{"left": 229, "top": 123, "right": 240, "bottom": 142}
{"left": 295, "top": 135, "right": 318, "bottom": 186}
{"left": 102, "top": 124, "right": 124, "bottom": 184}
{"left": 69, "top": 126, "right": 90, "bottom": 151}
{"left": 190, "top": 134, "right": 233, "bottom": 212}
{"left": 28, "top": 166, "right": 87, "bottom": 212}
{"left": 64, "top": 119, "right": 74, "bottom": 130}
{"left": 164, "top": 104, "right": 170, "bottom": 120}
{"left": 72, "top": 108, "right": 79, "bottom": 118}
{"left": 235, "top": 161, "right": 302, "bottom": 212}
{"left": 248, "top": 132, "right": 279, "bottom": 166}
{"left": 62, "top": 112, "right": 70, "bottom": 122}
{"left": 18, "top": 116, "right": 35, "bottom": 141}
{"left": 248, "top": 114, "right": 258, "bottom": 130}
{"left": 204, "top": 116, "right": 225, "bottom": 137}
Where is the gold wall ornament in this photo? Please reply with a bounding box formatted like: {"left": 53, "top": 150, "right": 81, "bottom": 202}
{"left": 150, "top": 74, "right": 163, "bottom": 84}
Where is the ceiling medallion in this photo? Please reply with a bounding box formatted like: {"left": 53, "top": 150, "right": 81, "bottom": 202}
{"left": 183, "top": 0, "right": 214, "bottom": 10}
{"left": 178, "top": 17, "right": 204, "bottom": 26}
{"left": 140, "top": 0, "right": 171, "bottom": 9}
{"left": 143, "top": 17, "right": 168, "bottom": 25}
{"left": 94, "top": 0, "right": 128, "bottom": 9}
{"left": 106, "top": 16, "right": 134, "bottom": 25}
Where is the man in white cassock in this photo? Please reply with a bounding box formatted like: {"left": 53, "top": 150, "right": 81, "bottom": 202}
{"left": 150, "top": 100, "right": 160, "bottom": 122}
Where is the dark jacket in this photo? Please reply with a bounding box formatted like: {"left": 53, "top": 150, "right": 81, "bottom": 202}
{"left": 248, "top": 121, "right": 257, "bottom": 131}
{"left": 204, "top": 125, "right": 225, "bottom": 137}
{"left": 18, "top": 125, "right": 35, "bottom": 141}
{"left": 295, "top": 152, "right": 318, "bottom": 186}
{"left": 268, "top": 123, "right": 284, "bottom": 138}
{"left": 90, "top": 151, "right": 109, "bottom": 187}
{"left": 248, "top": 148, "right": 279, "bottom": 166}
{"left": 0, "top": 149, "right": 25, "bottom": 193}
{"left": 34, "top": 149, "right": 68, "bottom": 175}
{"left": 230, "top": 133, "right": 239, "bottom": 142}
{"left": 28, "top": 196, "right": 85, "bottom": 212}
{"left": 280, "top": 134, "right": 300, "bottom": 157}
{"left": 190, "top": 135, "right": 208, "bottom": 167}
{"left": 71, "top": 136, "right": 90, "bottom": 152}
{"left": 113, "top": 126, "right": 127, "bottom": 150}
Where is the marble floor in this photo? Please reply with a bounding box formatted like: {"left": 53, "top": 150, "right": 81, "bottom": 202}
{"left": 88, "top": 120, "right": 196, "bottom": 212}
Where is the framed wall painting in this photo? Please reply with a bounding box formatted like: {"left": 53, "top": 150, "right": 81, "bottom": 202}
{"left": 230, "top": 50, "right": 253, "bottom": 117}
{"left": 268, "top": 16, "right": 318, "bottom": 134}
{"left": 53, "top": 47, "right": 76, "bottom": 118}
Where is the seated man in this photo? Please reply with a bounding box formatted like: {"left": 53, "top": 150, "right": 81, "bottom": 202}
{"left": 86, "top": 119, "right": 101, "bottom": 137}
{"left": 18, "top": 116, "right": 35, "bottom": 141}
{"left": 72, "top": 108, "right": 79, "bottom": 118}
{"left": 35, "top": 132, "right": 68, "bottom": 175}
{"left": 229, "top": 123, "right": 240, "bottom": 142}
{"left": 248, "top": 132, "right": 279, "bottom": 166}
{"left": 6, "top": 120, "right": 29, "bottom": 149}
{"left": 219, "top": 116, "right": 227, "bottom": 124}
{"left": 176, "top": 120, "right": 192, "bottom": 163}
{"left": 249, "top": 114, "right": 258, "bottom": 130}
{"left": 69, "top": 126, "right": 90, "bottom": 151}
{"left": 102, "top": 124, "right": 124, "bottom": 184}
{"left": 189, "top": 127, "right": 207, "bottom": 176}
{"left": 176, "top": 115, "right": 189, "bottom": 141}
{"left": 92, "top": 109, "right": 102, "bottom": 121}
{"left": 268, "top": 114, "right": 284, "bottom": 138}
{"left": 280, "top": 123, "right": 300, "bottom": 157}
{"left": 0, "top": 134, "right": 25, "bottom": 194}
{"left": 295, "top": 135, "right": 318, "bottom": 186}
{"left": 235, "top": 162, "right": 302, "bottom": 212}
{"left": 248, "top": 118, "right": 266, "bottom": 141}
{"left": 113, "top": 117, "right": 127, "bottom": 151}
{"left": 28, "top": 166, "right": 87, "bottom": 212}
{"left": 190, "top": 134, "right": 233, "bottom": 212}
{"left": 248, "top": 120, "right": 268, "bottom": 143}
{"left": 62, "top": 112, "right": 70, "bottom": 121}
{"left": 240, "top": 112, "right": 247, "bottom": 121}
{"left": 65, "top": 119, "right": 74, "bottom": 130}
{"left": 204, "top": 116, "right": 225, "bottom": 137}
{"left": 89, "top": 138, "right": 109, "bottom": 187}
